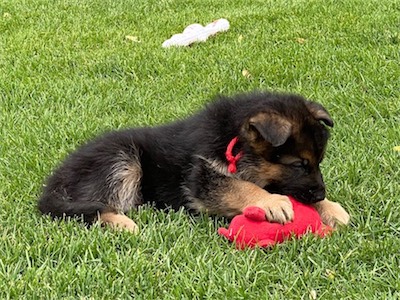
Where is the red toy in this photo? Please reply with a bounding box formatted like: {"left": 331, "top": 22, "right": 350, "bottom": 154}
{"left": 218, "top": 196, "right": 333, "bottom": 249}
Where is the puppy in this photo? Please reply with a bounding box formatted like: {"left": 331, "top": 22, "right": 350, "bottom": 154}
{"left": 38, "top": 92, "right": 350, "bottom": 232}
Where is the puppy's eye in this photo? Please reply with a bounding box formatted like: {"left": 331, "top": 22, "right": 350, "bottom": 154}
{"left": 292, "top": 159, "right": 309, "bottom": 168}
{"left": 292, "top": 161, "right": 303, "bottom": 168}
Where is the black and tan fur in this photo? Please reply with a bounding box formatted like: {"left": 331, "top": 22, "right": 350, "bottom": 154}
{"left": 38, "top": 92, "right": 350, "bottom": 232}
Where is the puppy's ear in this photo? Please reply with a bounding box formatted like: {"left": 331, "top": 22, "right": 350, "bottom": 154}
{"left": 243, "top": 113, "right": 292, "bottom": 147}
{"left": 306, "top": 101, "right": 334, "bottom": 127}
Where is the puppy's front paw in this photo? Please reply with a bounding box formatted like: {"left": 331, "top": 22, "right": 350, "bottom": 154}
{"left": 255, "top": 194, "right": 294, "bottom": 224}
{"left": 317, "top": 200, "right": 350, "bottom": 228}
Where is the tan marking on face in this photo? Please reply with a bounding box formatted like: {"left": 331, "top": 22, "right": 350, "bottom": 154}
{"left": 279, "top": 152, "right": 315, "bottom": 166}
{"left": 248, "top": 161, "right": 284, "bottom": 186}
{"left": 279, "top": 155, "right": 301, "bottom": 165}
{"left": 299, "top": 150, "right": 316, "bottom": 165}
{"left": 250, "top": 140, "right": 270, "bottom": 156}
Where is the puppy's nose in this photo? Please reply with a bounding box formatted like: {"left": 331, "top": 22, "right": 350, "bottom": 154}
{"left": 312, "top": 188, "right": 326, "bottom": 201}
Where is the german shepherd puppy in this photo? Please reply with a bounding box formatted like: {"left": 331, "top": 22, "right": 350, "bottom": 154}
{"left": 38, "top": 92, "right": 350, "bottom": 233}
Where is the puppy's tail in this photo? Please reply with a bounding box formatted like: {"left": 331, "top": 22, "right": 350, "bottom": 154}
{"left": 38, "top": 194, "right": 107, "bottom": 224}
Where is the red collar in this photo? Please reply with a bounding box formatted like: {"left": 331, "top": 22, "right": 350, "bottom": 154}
{"left": 225, "top": 136, "right": 243, "bottom": 173}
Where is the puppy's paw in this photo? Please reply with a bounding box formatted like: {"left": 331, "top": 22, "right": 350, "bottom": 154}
{"left": 99, "top": 212, "right": 139, "bottom": 234}
{"left": 317, "top": 200, "right": 350, "bottom": 228}
{"left": 112, "top": 216, "right": 139, "bottom": 234}
{"left": 255, "top": 194, "right": 294, "bottom": 224}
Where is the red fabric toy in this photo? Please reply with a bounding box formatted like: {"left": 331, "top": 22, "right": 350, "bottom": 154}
{"left": 218, "top": 196, "right": 333, "bottom": 249}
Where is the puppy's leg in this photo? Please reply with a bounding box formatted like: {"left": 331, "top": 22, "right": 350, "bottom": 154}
{"left": 99, "top": 211, "right": 139, "bottom": 234}
{"left": 312, "top": 199, "right": 350, "bottom": 227}
{"left": 186, "top": 160, "right": 293, "bottom": 223}
{"left": 99, "top": 149, "right": 143, "bottom": 233}
{"left": 222, "top": 180, "right": 294, "bottom": 224}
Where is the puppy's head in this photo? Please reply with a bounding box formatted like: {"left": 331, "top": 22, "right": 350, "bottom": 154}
{"left": 240, "top": 94, "right": 333, "bottom": 204}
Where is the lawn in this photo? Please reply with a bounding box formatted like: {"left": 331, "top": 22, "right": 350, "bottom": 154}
{"left": 1, "top": 0, "right": 399, "bottom": 298}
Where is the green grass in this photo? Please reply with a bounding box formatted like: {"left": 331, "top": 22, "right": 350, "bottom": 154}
{"left": 1, "top": 0, "right": 399, "bottom": 298}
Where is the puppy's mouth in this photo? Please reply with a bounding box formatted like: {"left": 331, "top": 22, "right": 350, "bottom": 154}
{"left": 291, "top": 192, "right": 325, "bottom": 204}
{"left": 265, "top": 185, "right": 325, "bottom": 204}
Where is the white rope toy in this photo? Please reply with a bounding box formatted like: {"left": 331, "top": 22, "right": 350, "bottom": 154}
{"left": 162, "top": 18, "right": 230, "bottom": 48}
